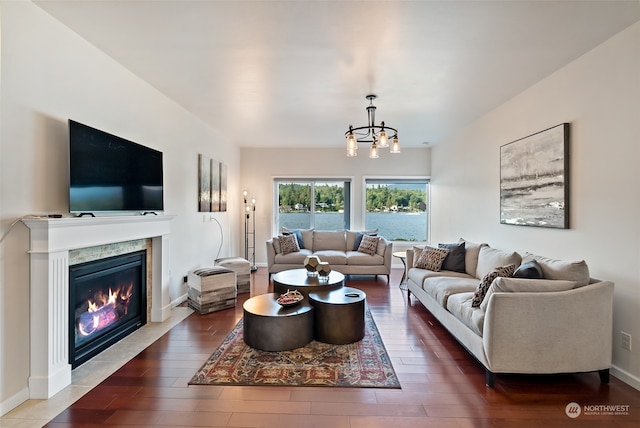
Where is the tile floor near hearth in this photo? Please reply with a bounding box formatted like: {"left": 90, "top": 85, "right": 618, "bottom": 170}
{"left": 0, "top": 307, "right": 193, "bottom": 427}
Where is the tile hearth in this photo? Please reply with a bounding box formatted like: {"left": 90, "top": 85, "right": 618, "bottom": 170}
{"left": 0, "top": 306, "right": 192, "bottom": 427}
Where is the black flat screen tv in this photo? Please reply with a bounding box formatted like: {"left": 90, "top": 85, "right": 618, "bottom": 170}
{"left": 69, "top": 120, "right": 164, "bottom": 214}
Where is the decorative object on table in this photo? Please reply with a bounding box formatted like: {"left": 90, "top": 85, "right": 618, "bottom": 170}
{"left": 344, "top": 94, "right": 401, "bottom": 158}
{"left": 242, "top": 189, "right": 257, "bottom": 271}
{"left": 276, "top": 289, "right": 304, "bottom": 306}
{"left": 187, "top": 266, "right": 237, "bottom": 314}
{"left": 500, "top": 123, "right": 569, "bottom": 229}
{"left": 316, "top": 261, "right": 332, "bottom": 280}
{"left": 303, "top": 255, "right": 321, "bottom": 276}
{"left": 189, "top": 308, "right": 400, "bottom": 388}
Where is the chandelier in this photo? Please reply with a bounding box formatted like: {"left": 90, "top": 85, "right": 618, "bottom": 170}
{"left": 345, "top": 94, "right": 400, "bottom": 158}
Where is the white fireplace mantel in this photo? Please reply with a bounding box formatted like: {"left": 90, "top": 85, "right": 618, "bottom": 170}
{"left": 23, "top": 215, "right": 174, "bottom": 399}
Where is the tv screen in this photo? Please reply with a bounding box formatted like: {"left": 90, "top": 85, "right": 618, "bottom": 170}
{"left": 69, "top": 120, "right": 164, "bottom": 214}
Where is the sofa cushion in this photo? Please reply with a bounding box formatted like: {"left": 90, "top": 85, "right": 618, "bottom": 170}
{"left": 522, "top": 253, "right": 590, "bottom": 287}
{"left": 422, "top": 276, "right": 479, "bottom": 306}
{"left": 476, "top": 246, "right": 521, "bottom": 279}
{"left": 458, "top": 238, "right": 488, "bottom": 277}
{"left": 408, "top": 267, "right": 473, "bottom": 288}
{"left": 279, "top": 234, "right": 300, "bottom": 255}
{"left": 274, "top": 249, "right": 313, "bottom": 264}
{"left": 471, "top": 264, "right": 516, "bottom": 307}
{"left": 357, "top": 235, "right": 379, "bottom": 255}
{"left": 513, "top": 260, "right": 543, "bottom": 279}
{"left": 446, "top": 292, "right": 485, "bottom": 336}
{"left": 313, "top": 230, "right": 346, "bottom": 252}
{"left": 479, "top": 277, "right": 578, "bottom": 312}
{"left": 312, "top": 250, "right": 347, "bottom": 265}
{"left": 346, "top": 251, "right": 384, "bottom": 266}
{"left": 415, "top": 247, "right": 449, "bottom": 271}
{"left": 439, "top": 242, "right": 466, "bottom": 273}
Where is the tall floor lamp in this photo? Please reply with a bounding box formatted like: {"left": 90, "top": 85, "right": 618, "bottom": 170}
{"left": 243, "top": 189, "right": 257, "bottom": 271}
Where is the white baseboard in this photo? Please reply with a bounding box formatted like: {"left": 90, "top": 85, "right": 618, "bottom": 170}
{"left": 0, "top": 386, "right": 29, "bottom": 417}
{"left": 171, "top": 293, "right": 188, "bottom": 308}
{"left": 611, "top": 364, "right": 640, "bottom": 391}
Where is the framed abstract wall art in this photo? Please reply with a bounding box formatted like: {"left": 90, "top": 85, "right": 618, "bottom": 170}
{"left": 198, "top": 154, "right": 228, "bottom": 212}
{"left": 198, "top": 154, "right": 212, "bottom": 212}
{"left": 500, "top": 123, "right": 570, "bottom": 229}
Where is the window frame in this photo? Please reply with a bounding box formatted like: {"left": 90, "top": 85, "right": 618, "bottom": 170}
{"left": 273, "top": 177, "right": 353, "bottom": 235}
{"left": 362, "top": 176, "right": 430, "bottom": 244}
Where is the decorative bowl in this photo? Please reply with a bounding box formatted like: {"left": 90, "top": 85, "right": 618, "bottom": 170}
{"left": 277, "top": 289, "right": 304, "bottom": 306}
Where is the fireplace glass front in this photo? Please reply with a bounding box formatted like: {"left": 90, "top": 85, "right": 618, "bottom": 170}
{"left": 69, "top": 250, "right": 147, "bottom": 368}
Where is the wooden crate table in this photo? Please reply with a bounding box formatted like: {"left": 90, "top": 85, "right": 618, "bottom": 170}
{"left": 215, "top": 257, "right": 251, "bottom": 293}
{"left": 187, "top": 266, "right": 236, "bottom": 314}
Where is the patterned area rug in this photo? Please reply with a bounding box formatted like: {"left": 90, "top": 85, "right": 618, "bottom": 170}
{"left": 189, "top": 308, "right": 400, "bottom": 388}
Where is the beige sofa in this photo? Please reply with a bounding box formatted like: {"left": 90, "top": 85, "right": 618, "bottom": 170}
{"left": 266, "top": 229, "right": 392, "bottom": 279}
{"left": 406, "top": 238, "right": 614, "bottom": 387}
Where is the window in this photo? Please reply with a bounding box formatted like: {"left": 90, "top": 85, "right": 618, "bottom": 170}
{"left": 275, "top": 180, "right": 351, "bottom": 232}
{"left": 364, "top": 178, "right": 429, "bottom": 242}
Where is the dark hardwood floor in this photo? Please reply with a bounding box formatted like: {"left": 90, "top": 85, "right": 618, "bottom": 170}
{"left": 46, "top": 268, "right": 640, "bottom": 427}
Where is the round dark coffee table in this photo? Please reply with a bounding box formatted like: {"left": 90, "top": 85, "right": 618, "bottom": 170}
{"left": 308, "top": 287, "right": 366, "bottom": 345}
{"left": 242, "top": 293, "right": 314, "bottom": 351}
{"left": 272, "top": 268, "right": 345, "bottom": 299}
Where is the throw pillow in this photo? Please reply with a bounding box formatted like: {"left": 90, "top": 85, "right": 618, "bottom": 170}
{"left": 278, "top": 234, "right": 300, "bottom": 255}
{"left": 282, "top": 229, "right": 304, "bottom": 249}
{"left": 352, "top": 230, "right": 379, "bottom": 250}
{"left": 357, "top": 234, "right": 380, "bottom": 256}
{"left": 471, "top": 264, "right": 516, "bottom": 307}
{"left": 415, "top": 247, "right": 449, "bottom": 271}
{"left": 438, "top": 242, "right": 466, "bottom": 273}
{"left": 513, "top": 260, "right": 543, "bottom": 279}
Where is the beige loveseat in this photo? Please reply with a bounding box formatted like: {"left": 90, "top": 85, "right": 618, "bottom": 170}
{"left": 406, "top": 238, "right": 614, "bottom": 387}
{"left": 266, "top": 229, "right": 392, "bottom": 280}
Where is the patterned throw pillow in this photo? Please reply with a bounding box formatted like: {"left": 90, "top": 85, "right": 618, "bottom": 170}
{"left": 415, "top": 247, "right": 449, "bottom": 271}
{"left": 357, "top": 234, "right": 380, "bottom": 256}
{"left": 471, "top": 264, "right": 516, "bottom": 307}
{"left": 278, "top": 234, "right": 300, "bottom": 255}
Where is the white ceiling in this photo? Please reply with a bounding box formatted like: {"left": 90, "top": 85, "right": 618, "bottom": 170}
{"left": 34, "top": 0, "right": 640, "bottom": 149}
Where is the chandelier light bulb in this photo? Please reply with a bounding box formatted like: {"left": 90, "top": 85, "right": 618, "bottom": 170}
{"left": 369, "top": 142, "right": 379, "bottom": 158}
{"left": 347, "top": 144, "right": 357, "bottom": 157}
{"left": 378, "top": 126, "right": 388, "bottom": 148}
{"left": 390, "top": 136, "right": 401, "bottom": 153}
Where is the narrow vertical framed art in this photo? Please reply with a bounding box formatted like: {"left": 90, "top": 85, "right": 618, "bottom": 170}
{"left": 500, "top": 123, "right": 570, "bottom": 229}
{"left": 198, "top": 154, "right": 212, "bottom": 212}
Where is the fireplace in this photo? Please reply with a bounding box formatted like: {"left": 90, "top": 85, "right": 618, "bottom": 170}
{"left": 69, "top": 250, "right": 147, "bottom": 368}
{"left": 23, "top": 215, "right": 173, "bottom": 399}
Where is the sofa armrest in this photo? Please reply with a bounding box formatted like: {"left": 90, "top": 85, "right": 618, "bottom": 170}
{"left": 406, "top": 247, "right": 415, "bottom": 268}
{"left": 381, "top": 238, "right": 393, "bottom": 272}
{"left": 265, "top": 239, "right": 276, "bottom": 271}
{"left": 482, "top": 280, "right": 614, "bottom": 374}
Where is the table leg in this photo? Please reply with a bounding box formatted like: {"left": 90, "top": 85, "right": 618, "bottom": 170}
{"left": 399, "top": 257, "right": 407, "bottom": 290}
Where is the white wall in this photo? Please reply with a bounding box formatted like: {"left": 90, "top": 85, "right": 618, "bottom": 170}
{"left": 0, "top": 1, "right": 240, "bottom": 413}
{"left": 431, "top": 21, "right": 640, "bottom": 389}
{"left": 240, "top": 147, "right": 431, "bottom": 265}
